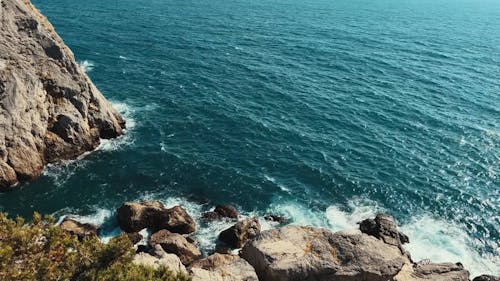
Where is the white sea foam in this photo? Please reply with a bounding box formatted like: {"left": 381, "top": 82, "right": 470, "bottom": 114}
{"left": 97, "top": 101, "right": 136, "bottom": 152}
{"left": 78, "top": 60, "right": 94, "bottom": 72}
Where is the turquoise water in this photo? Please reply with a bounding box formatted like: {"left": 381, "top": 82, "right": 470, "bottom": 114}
{"left": 2, "top": 0, "right": 499, "bottom": 276}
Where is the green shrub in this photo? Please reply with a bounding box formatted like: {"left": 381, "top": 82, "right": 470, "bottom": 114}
{"left": 0, "top": 212, "right": 191, "bottom": 281}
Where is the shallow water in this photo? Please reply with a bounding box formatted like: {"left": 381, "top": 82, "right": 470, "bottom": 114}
{"left": 1, "top": 0, "right": 499, "bottom": 276}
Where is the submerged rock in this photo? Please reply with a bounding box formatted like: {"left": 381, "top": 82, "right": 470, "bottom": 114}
{"left": 59, "top": 217, "right": 98, "bottom": 239}
{"left": 202, "top": 204, "right": 239, "bottom": 221}
{"left": 219, "top": 217, "right": 260, "bottom": 248}
{"left": 149, "top": 229, "right": 201, "bottom": 265}
{"left": 241, "top": 226, "right": 405, "bottom": 281}
{"left": 190, "top": 253, "right": 258, "bottom": 281}
{"left": 264, "top": 214, "right": 289, "bottom": 224}
{"left": 116, "top": 201, "right": 196, "bottom": 234}
{"left": 0, "top": 0, "right": 125, "bottom": 190}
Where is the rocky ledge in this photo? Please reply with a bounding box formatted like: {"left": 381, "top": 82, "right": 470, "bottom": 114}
{"left": 0, "top": 0, "right": 125, "bottom": 190}
{"left": 64, "top": 200, "right": 498, "bottom": 281}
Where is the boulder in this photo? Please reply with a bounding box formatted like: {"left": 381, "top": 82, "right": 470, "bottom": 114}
{"left": 241, "top": 226, "right": 405, "bottom": 281}
{"left": 190, "top": 253, "right": 258, "bottom": 281}
{"left": 394, "top": 261, "right": 470, "bottom": 281}
{"left": 202, "top": 205, "right": 239, "bottom": 221}
{"left": 359, "top": 213, "right": 409, "bottom": 247}
{"left": 133, "top": 244, "right": 187, "bottom": 274}
{"left": 474, "top": 275, "right": 500, "bottom": 281}
{"left": 149, "top": 229, "right": 201, "bottom": 265}
{"left": 219, "top": 217, "right": 260, "bottom": 248}
{"left": 264, "top": 214, "right": 289, "bottom": 224}
{"left": 116, "top": 201, "right": 196, "bottom": 234}
{"left": 59, "top": 217, "right": 98, "bottom": 239}
{"left": 0, "top": 0, "right": 125, "bottom": 190}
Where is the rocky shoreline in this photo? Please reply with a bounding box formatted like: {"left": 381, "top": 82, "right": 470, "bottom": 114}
{"left": 61, "top": 200, "right": 499, "bottom": 281}
{"left": 0, "top": 0, "right": 125, "bottom": 190}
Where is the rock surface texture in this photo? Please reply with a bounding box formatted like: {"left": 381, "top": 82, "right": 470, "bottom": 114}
{"left": 393, "top": 262, "right": 470, "bottom": 281}
{"left": 219, "top": 217, "right": 260, "bottom": 248}
{"left": 0, "top": 0, "right": 125, "bottom": 190}
{"left": 59, "top": 216, "right": 98, "bottom": 239}
{"left": 133, "top": 244, "right": 187, "bottom": 274}
{"left": 190, "top": 253, "right": 258, "bottom": 281}
{"left": 149, "top": 229, "right": 201, "bottom": 265}
{"left": 241, "top": 226, "right": 405, "bottom": 281}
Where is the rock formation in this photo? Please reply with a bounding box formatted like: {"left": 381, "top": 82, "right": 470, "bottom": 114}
{"left": 149, "top": 229, "right": 201, "bottom": 265}
{"left": 59, "top": 216, "right": 98, "bottom": 239}
{"left": 116, "top": 201, "right": 196, "bottom": 234}
{"left": 190, "top": 253, "right": 258, "bottom": 281}
{"left": 0, "top": 0, "right": 125, "bottom": 190}
{"left": 133, "top": 244, "right": 187, "bottom": 274}
{"left": 202, "top": 204, "right": 239, "bottom": 221}
{"left": 219, "top": 217, "right": 260, "bottom": 248}
{"left": 241, "top": 226, "right": 405, "bottom": 281}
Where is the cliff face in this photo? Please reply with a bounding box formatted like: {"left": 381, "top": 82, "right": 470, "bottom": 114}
{"left": 0, "top": 0, "right": 125, "bottom": 190}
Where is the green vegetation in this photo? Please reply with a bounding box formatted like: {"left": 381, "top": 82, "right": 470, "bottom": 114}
{"left": 0, "top": 213, "right": 191, "bottom": 281}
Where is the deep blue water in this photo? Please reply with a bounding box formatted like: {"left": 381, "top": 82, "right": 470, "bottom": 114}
{"left": 1, "top": 0, "right": 499, "bottom": 276}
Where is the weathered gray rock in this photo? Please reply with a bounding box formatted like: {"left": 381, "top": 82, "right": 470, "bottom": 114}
{"left": 0, "top": 0, "right": 125, "bottom": 190}
{"left": 116, "top": 201, "right": 196, "bottom": 234}
{"left": 473, "top": 275, "right": 500, "bottom": 281}
{"left": 149, "top": 229, "right": 201, "bottom": 265}
{"left": 202, "top": 205, "right": 239, "bottom": 221}
{"left": 394, "top": 260, "right": 470, "bottom": 281}
{"left": 241, "top": 226, "right": 405, "bottom": 281}
{"left": 133, "top": 244, "right": 187, "bottom": 274}
{"left": 190, "top": 253, "right": 258, "bottom": 281}
{"left": 59, "top": 217, "right": 98, "bottom": 239}
{"left": 219, "top": 217, "right": 260, "bottom": 248}
{"left": 359, "top": 213, "right": 409, "bottom": 247}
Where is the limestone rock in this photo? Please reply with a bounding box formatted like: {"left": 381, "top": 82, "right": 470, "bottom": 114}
{"left": 202, "top": 205, "right": 239, "bottom": 221}
{"left": 264, "top": 214, "right": 289, "bottom": 224}
{"left": 0, "top": 0, "right": 125, "bottom": 190}
{"left": 241, "top": 226, "right": 405, "bottom": 281}
{"left": 59, "top": 217, "right": 98, "bottom": 239}
{"left": 359, "top": 213, "right": 409, "bottom": 247}
{"left": 133, "top": 244, "right": 187, "bottom": 274}
{"left": 394, "top": 261, "right": 470, "bottom": 281}
{"left": 149, "top": 229, "right": 201, "bottom": 265}
{"left": 473, "top": 275, "right": 500, "bottom": 281}
{"left": 116, "top": 201, "right": 196, "bottom": 234}
{"left": 219, "top": 217, "right": 260, "bottom": 248}
{"left": 190, "top": 253, "right": 258, "bottom": 281}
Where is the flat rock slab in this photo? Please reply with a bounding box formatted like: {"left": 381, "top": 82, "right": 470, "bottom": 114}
{"left": 241, "top": 226, "right": 405, "bottom": 281}
{"left": 190, "top": 253, "right": 258, "bottom": 281}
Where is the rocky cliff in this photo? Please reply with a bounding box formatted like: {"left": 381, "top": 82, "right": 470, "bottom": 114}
{"left": 0, "top": 0, "right": 125, "bottom": 190}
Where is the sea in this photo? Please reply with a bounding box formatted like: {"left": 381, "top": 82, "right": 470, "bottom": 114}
{"left": 1, "top": 0, "right": 499, "bottom": 277}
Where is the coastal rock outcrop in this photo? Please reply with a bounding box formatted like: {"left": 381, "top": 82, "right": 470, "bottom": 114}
{"left": 240, "top": 226, "right": 405, "bottom": 281}
{"left": 219, "top": 217, "right": 260, "bottom": 248}
{"left": 59, "top": 217, "right": 98, "bottom": 239}
{"left": 116, "top": 201, "right": 196, "bottom": 234}
{"left": 149, "top": 229, "right": 201, "bottom": 265}
{"left": 189, "top": 253, "right": 258, "bottom": 281}
{"left": 0, "top": 0, "right": 125, "bottom": 190}
{"left": 133, "top": 244, "right": 187, "bottom": 274}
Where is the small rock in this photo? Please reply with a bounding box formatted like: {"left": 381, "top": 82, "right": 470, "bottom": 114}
{"left": 158, "top": 205, "right": 196, "bottom": 234}
{"left": 219, "top": 217, "right": 260, "bottom": 248}
{"left": 394, "top": 261, "right": 470, "bottom": 281}
{"left": 202, "top": 204, "right": 239, "bottom": 221}
{"left": 133, "top": 244, "right": 187, "bottom": 274}
{"left": 473, "top": 275, "right": 500, "bottom": 281}
{"left": 190, "top": 253, "right": 258, "bottom": 281}
{"left": 127, "top": 232, "right": 143, "bottom": 245}
{"left": 149, "top": 229, "right": 201, "bottom": 265}
{"left": 359, "top": 213, "right": 409, "bottom": 247}
{"left": 264, "top": 214, "right": 288, "bottom": 224}
{"left": 59, "top": 217, "right": 98, "bottom": 239}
